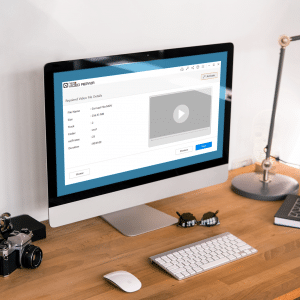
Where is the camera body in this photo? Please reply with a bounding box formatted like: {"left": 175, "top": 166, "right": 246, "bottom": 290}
{"left": 0, "top": 229, "right": 43, "bottom": 277}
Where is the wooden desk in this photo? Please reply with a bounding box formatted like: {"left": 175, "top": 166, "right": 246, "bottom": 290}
{"left": 2, "top": 163, "right": 300, "bottom": 299}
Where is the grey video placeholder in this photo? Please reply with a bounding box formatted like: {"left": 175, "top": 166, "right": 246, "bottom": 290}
{"left": 149, "top": 89, "right": 211, "bottom": 147}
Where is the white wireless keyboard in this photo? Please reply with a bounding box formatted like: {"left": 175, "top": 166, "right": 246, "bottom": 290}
{"left": 149, "top": 232, "right": 257, "bottom": 280}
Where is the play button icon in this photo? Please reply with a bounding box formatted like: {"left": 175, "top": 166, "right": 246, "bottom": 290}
{"left": 178, "top": 110, "right": 185, "bottom": 119}
{"left": 173, "top": 104, "right": 189, "bottom": 123}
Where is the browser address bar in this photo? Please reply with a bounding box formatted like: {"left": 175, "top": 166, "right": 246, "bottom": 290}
{"left": 63, "top": 70, "right": 219, "bottom": 106}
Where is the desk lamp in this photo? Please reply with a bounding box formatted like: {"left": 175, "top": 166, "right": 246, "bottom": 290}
{"left": 232, "top": 34, "right": 300, "bottom": 201}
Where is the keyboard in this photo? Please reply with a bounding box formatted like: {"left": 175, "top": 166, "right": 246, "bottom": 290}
{"left": 149, "top": 232, "right": 257, "bottom": 280}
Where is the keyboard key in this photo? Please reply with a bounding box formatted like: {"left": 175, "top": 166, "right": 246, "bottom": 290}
{"left": 201, "top": 257, "right": 230, "bottom": 270}
{"left": 239, "top": 245, "right": 251, "bottom": 251}
{"left": 193, "top": 267, "right": 203, "bottom": 272}
{"left": 167, "top": 265, "right": 179, "bottom": 271}
{"left": 173, "top": 267, "right": 187, "bottom": 274}
{"left": 236, "top": 242, "right": 246, "bottom": 247}
{"left": 175, "top": 273, "right": 185, "bottom": 279}
{"left": 163, "top": 262, "right": 173, "bottom": 267}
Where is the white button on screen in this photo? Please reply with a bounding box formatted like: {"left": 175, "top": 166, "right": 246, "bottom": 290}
{"left": 69, "top": 169, "right": 90, "bottom": 179}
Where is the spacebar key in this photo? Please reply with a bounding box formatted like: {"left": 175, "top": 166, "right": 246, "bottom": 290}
{"left": 201, "top": 257, "right": 230, "bottom": 270}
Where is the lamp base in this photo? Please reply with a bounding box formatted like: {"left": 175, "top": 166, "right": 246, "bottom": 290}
{"left": 231, "top": 172, "right": 299, "bottom": 201}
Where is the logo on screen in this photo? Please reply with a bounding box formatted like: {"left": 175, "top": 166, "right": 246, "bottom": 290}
{"left": 69, "top": 82, "right": 80, "bottom": 88}
{"left": 63, "top": 82, "right": 80, "bottom": 88}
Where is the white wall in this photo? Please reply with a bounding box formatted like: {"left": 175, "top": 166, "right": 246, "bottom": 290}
{"left": 1, "top": 0, "right": 300, "bottom": 222}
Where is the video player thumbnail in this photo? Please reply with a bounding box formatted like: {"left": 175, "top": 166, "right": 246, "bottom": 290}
{"left": 149, "top": 88, "right": 211, "bottom": 147}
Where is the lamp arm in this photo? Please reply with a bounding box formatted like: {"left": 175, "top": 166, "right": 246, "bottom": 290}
{"left": 262, "top": 34, "right": 300, "bottom": 182}
{"left": 291, "top": 35, "right": 300, "bottom": 41}
{"left": 265, "top": 34, "right": 300, "bottom": 160}
{"left": 265, "top": 47, "right": 285, "bottom": 160}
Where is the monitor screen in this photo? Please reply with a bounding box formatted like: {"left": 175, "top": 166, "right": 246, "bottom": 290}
{"left": 44, "top": 43, "right": 233, "bottom": 229}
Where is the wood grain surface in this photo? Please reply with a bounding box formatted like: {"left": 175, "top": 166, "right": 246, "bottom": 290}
{"left": 1, "top": 163, "right": 300, "bottom": 300}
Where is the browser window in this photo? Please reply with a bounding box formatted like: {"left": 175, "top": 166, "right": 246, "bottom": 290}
{"left": 62, "top": 62, "right": 221, "bottom": 186}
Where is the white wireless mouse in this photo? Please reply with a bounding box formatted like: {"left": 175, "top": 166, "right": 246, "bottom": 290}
{"left": 103, "top": 270, "right": 142, "bottom": 293}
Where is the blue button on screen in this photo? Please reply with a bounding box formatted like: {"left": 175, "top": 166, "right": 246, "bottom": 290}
{"left": 196, "top": 142, "right": 212, "bottom": 150}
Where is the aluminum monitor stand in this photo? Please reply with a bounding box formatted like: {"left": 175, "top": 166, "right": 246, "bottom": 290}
{"left": 101, "top": 204, "right": 178, "bottom": 236}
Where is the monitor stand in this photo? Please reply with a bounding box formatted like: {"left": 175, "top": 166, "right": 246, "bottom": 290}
{"left": 101, "top": 204, "right": 178, "bottom": 236}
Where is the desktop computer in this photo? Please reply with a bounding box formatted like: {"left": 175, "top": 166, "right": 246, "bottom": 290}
{"left": 44, "top": 43, "right": 233, "bottom": 236}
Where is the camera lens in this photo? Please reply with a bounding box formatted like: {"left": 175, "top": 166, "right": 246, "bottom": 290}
{"left": 22, "top": 244, "right": 43, "bottom": 269}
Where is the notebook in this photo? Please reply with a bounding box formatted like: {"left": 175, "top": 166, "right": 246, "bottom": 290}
{"left": 274, "top": 194, "right": 300, "bottom": 228}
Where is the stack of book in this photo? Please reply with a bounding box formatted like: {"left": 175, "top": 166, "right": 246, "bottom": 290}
{"left": 274, "top": 194, "right": 300, "bottom": 228}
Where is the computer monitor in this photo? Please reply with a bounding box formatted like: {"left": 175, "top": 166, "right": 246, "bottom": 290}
{"left": 44, "top": 43, "right": 233, "bottom": 236}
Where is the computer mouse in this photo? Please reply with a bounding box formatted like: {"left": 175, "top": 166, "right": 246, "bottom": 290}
{"left": 103, "top": 270, "right": 142, "bottom": 293}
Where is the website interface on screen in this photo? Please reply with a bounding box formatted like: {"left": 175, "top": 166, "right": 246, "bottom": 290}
{"left": 54, "top": 53, "right": 227, "bottom": 196}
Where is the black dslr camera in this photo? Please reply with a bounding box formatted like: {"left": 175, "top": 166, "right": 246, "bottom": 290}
{"left": 0, "top": 213, "right": 43, "bottom": 277}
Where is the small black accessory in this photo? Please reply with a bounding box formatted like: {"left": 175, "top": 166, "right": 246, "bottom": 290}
{"left": 10, "top": 214, "right": 46, "bottom": 242}
{"left": 0, "top": 213, "right": 43, "bottom": 277}
{"left": 0, "top": 213, "right": 14, "bottom": 240}
{"left": 199, "top": 210, "right": 220, "bottom": 227}
{"left": 176, "top": 212, "right": 197, "bottom": 227}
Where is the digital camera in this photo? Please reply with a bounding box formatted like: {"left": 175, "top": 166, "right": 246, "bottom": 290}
{"left": 0, "top": 213, "right": 43, "bottom": 277}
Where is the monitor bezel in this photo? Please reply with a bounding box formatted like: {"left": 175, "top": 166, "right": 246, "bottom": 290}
{"left": 44, "top": 43, "right": 233, "bottom": 209}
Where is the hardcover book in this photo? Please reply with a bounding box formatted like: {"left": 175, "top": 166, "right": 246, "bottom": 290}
{"left": 274, "top": 194, "right": 300, "bottom": 228}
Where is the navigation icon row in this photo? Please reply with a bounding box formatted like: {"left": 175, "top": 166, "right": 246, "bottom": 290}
{"left": 180, "top": 62, "right": 220, "bottom": 72}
